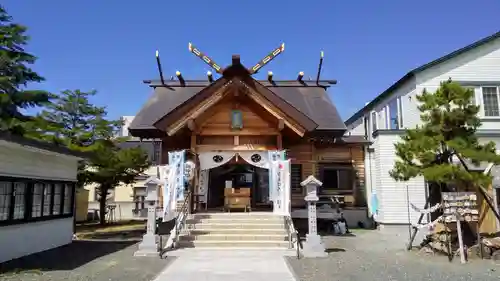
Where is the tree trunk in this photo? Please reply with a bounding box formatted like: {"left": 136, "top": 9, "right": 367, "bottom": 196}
{"left": 98, "top": 185, "right": 109, "bottom": 226}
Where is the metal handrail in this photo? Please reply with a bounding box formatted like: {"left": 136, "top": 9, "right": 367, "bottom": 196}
{"left": 284, "top": 216, "right": 293, "bottom": 248}
{"left": 173, "top": 191, "right": 191, "bottom": 246}
{"left": 284, "top": 215, "right": 301, "bottom": 259}
{"left": 159, "top": 191, "right": 191, "bottom": 258}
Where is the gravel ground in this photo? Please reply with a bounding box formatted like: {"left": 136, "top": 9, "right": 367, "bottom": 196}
{"left": 0, "top": 240, "right": 173, "bottom": 281}
{"left": 287, "top": 229, "right": 500, "bottom": 281}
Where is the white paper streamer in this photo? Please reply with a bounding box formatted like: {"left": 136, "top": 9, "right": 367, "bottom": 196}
{"left": 410, "top": 203, "right": 441, "bottom": 214}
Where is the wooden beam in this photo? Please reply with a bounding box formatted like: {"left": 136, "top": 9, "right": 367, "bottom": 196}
{"left": 277, "top": 119, "right": 285, "bottom": 131}
{"left": 277, "top": 133, "right": 283, "bottom": 150}
{"left": 196, "top": 144, "right": 275, "bottom": 152}
{"left": 197, "top": 128, "right": 279, "bottom": 135}
{"left": 166, "top": 81, "right": 232, "bottom": 136}
{"left": 187, "top": 119, "right": 196, "bottom": 131}
{"left": 190, "top": 133, "right": 196, "bottom": 150}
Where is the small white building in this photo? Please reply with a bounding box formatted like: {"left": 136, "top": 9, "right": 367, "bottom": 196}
{"left": 345, "top": 31, "right": 500, "bottom": 230}
{"left": 0, "top": 132, "right": 87, "bottom": 263}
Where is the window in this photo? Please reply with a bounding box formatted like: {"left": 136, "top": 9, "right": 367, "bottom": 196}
{"left": 52, "top": 184, "right": 62, "bottom": 215}
{"left": 0, "top": 182, "right": 12, "bottom": 221}
{"left": 397, "top": 98, "right": 403, "bottom": 127}
{"left": 379, "top": 108, "right": 386, "bottom": 129}
{"left": 363, "top": 116, "right": 369, "bottom": 138}
{"left": 371, "top": 111, "right": 377, "bottom": 132}
{"left": 0, "top": 177, "right": 75, "bottom": 226}
{"left": 13, "top": 182, "right": 26, "bottom": 220}
{"left": 482, "top": 87, "right": 500, "bottom": 117}
{"left": 43, "top": 184, "right": 53, "bottom": 216}
{"left": 152, "top": 142, "right": 161, "bottom": 165}
{"left": 63, "top": 184, "right": 73, "bottom": 214}
{"left": 31, "top": 183, "right": 44, "bottom": 218}
{"left": 319, "top": 164, "right": 354, "bottom": 191}
{"left": 388, "top": 99, "right": 399, "bottom": 129}
{"left": 135, "top": 196, "right": 145, "bottom": 210}
{"left": 291, "top": 164, "right": 302, "bottom": 194}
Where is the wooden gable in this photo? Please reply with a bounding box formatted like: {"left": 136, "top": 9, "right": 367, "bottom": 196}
{"left": 196, "top": 98, "right": 279, "bottom": 136}
{"left": 163, "top": 78, "right": 310, "bottom": 137}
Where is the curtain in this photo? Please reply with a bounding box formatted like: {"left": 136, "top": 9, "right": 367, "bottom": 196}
{"left": 198, "top": 170, "right": 209, "bottom": 203}
{"left": 238, "top": 151, "right": 270, "bottom": 169}
{"left": 199, "top": 151, "right": 237, "bottom": 170}
{"left": 268, "top": 150, "right": 286, "bottom": 201}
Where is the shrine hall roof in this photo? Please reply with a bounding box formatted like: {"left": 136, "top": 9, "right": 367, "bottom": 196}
{"left": 129, "top": 79, "right": 346, "bottom": 138}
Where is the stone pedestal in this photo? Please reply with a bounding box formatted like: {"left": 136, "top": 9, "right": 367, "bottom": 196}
{"left": 300, "top": 175, "right": 327, "bottom": 258}
{"left": 134, "top": 177, "right": 161, "bottom": 257}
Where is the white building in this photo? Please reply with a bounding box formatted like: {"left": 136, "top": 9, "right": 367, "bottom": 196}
{"left": 345, "top": 31, "right": 500, "bottom": 228}
{"left": 0, "top": 132, "right": 87, "bottom": 263}
{"left": 119, "top": 115, "right": 135, "bottom": 137}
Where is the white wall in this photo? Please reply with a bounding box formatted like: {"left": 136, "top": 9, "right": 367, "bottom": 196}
{"left": 0, "top": 142, "right": 78, "bottom": 181}
{"left": 120, "top": 116, "right": 135, "bottom": 137}
{"left": 373, "top": 132, "right": 427, "bottom": 225}
{"left": 416, "top": 36, "right": 500, "bottom": 128}
{"left": 0, "top": 218, "right": 73, "bottom": 263}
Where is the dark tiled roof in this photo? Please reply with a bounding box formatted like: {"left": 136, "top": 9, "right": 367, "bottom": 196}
{"left": 0, "top": 131, "right": 90, "bottom": 158}
{"left": 129, "top": 79, "right": 346, "bottom": 136}
{"left": 270, "top": 87, "right": 345, "bottom": 130}
{"left": 129, "top": 86, "right": 206, "bottom": 132}
{"left": 345, "top": 30, "right": 500, "bottom": 125}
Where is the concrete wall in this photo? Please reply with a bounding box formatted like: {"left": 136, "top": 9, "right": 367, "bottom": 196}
{"left": 0, "top": 217, "right": 74, "bottom": 263}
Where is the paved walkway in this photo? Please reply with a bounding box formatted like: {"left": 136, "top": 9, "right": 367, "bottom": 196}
{"left": 153, "top": 249, "right": 297, "bottom": 281}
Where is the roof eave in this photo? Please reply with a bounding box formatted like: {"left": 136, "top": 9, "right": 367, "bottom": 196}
{"left": 345, "top": 30, "right": 500, "bottom": 126}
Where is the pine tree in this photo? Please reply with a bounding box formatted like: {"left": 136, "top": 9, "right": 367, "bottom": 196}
{"left": 37, "top": 89, "right": 150, "bottom": 225}
{"left": 0, "top": 5, "right": 50, "bottom": 134}
{"left": 390, "top": 79, "right": 500, "bottom": 190}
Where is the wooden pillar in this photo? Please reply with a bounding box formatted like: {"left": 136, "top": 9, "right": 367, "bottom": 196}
{"left": 188, "top": 133, "right": 197, "bottom": 214}
{"left": 277, "top": 134, "right": 282, "bottom": 150}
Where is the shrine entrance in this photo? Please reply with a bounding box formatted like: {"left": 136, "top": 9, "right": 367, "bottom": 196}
{"left": 195, "top": 150, "right": 290, "bottom": 214}
{"left": 207, "top": 163, "right": 270, "bottom": 210}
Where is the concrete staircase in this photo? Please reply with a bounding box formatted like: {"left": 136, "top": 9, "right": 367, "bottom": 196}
{"left": 177, "top": 212, "right": 290, "bottom": 249}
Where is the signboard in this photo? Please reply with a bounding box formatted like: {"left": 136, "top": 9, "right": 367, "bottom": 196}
{"left": 442, "top": 192, "right": 479, "bottom": 223}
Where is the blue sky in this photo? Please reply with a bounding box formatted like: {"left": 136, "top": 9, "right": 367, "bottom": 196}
{"left": 4, "top": 0, "right": 500, "bottom": 120}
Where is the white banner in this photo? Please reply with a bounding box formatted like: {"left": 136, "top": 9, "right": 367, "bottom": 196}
{"left": 161, "top": 165, "right": 177, "bottom": 222}
{"left": 271, "top": 159, "right": 291, "bottom": 215}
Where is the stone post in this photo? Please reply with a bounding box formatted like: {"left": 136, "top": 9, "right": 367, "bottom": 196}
{"left": 300, "top": 175, "right": 327, "bottom": 258}
{"left": 134, "top": 176, "right": 161, "bottom": 257}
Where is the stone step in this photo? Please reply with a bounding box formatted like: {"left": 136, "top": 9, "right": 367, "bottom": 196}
{"left": 177, "top": 240, "right": 289, "bottom": 248}
{"left": 187, "top": 218, "right": 284, "bottom": 225}
{"left": 189, "top": 213, "right": 282, "bottom": 220}
{"left": 166, "top": 248, "right": 296, "bottom": 257}
{"left": 187, "top": 222, "right": 285, "bottom": 230}
{"left": 179, "top": 233, "right": 288, "bottom": 241}
{"left": 185, "top": 228, "right": 287, "bottom": 235}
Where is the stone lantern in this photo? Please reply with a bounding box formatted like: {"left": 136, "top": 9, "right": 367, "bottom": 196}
{"left": 134, "top": 176, "right": 162, "bottom": 257}
{"left": 300, "top": 175, "right": 327, "bottom": 258}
